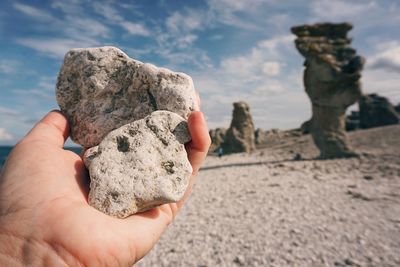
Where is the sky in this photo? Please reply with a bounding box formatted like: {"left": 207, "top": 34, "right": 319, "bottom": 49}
{"left": 0, "top": 0, "right": 399, "bottom": 146}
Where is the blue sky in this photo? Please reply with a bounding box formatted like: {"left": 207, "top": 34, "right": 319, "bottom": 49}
{"left": 0, "top": 0, "right": 399, "bottom": 146}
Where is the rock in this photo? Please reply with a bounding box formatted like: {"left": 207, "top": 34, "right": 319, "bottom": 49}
{"left": 222, "top": 101, "right": 255, "bottom": 154}
{"left": 359, "top": 94, "right": 400, "bottom": 129}
{"left": 208, "top": 127, "right": 227, "bottom": 153}
{"left": 346, "top": 111, "right": 360, "bottom": 131}
{"left": 300, "top": 119, "right": 311, "bottom": 134}
{"left": 292, "top": 23, "right": 365, "bottom": 159}
{"left": 83, "top": 111, "right": 192, "bottom": 218}
{"left": 255, "top": 128, "right": 267, "bottom": 145}
{"left": 56, "top": 46, "right": 198, "bottom": 147}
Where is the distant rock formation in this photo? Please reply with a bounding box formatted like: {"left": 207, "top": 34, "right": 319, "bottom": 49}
{"left": 300, "top": 119, "right": 312, "bottom": 134}
{"left": 292, "top": 23, "right": 365, "bottom": 159}
{"left": 255, "top": 128, "right": 267, "bottom": 145}
{"left": 209, "top": 127, "right": 227, "bottom": 152}
{"left": 255, "top": 128, "right": 302, "bottom": 148}
{"left": 345, "top": 111, "right": 360, "bottom": 131}
{"left": 222, "top": 101, "right": 255, "bottom": 154}
{"left": 359, "top": 94, "right": 400, "bottom": 128}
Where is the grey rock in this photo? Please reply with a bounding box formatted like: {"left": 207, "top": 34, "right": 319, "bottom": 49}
{"left": 84, "top": 111, "right": 192, "bottom": 218}
{"left": 56, "top": 46, "right": 198, "bottom": 147}
{"left": 359, "top": 93, "right": 400, "bottom": 129}
{"left": 292, "top": 23, "right": 364, "bottom": 159}
{"left": 222, "top": 101, "right": 256, "bottom": 154}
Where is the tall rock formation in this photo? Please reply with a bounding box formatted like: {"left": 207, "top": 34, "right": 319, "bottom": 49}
{"left": 359, "top": 94, "right": 400, "bottom": 129}
{"left": 292, "top": 23, "right": 365, "bottom": 159}
{"left": 222, "top": 101, "right": 255, "bottom": 154}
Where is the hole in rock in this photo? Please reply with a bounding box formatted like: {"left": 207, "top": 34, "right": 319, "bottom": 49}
{"left": 116, "top": 135, "right": 130, "bottom": 152}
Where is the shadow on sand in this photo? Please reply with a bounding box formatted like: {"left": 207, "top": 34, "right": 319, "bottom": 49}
{"left": 200, "top": 158, "right": 315, "bottom": 171}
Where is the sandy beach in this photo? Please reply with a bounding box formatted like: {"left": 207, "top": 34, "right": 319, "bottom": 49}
{"left": 137, "top": 125, "right": 400, "bottom": 267}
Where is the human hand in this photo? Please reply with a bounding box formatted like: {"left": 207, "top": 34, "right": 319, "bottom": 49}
{"left": 0, "top": 110, "right": 210, "bottom": 266}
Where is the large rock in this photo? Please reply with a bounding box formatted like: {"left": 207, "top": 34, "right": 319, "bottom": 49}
{"left": 222, "top": 101, "right": 255, "bottom": 154}
{"left": 292, "top": 23, "right": 365, "bottom": 159}
{"left": 56, "top": 46, "right": 198, "bottom": 147}
{"left": 359, "top": 94, "right": 400, "bottom": 129}
{"left": 84, "top": 111, "right": 192, "bottom": 218}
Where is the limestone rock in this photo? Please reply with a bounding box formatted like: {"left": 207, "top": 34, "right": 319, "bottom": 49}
{"left": 222, "top": 101, "right": 255, "bottom": 154}
{"left": 292, "top": 23, "right": 364, "bottom": 159}
{"left": 208, "top": 127, "right": 227, "bottom": 153}
{"left": 56, "top": 46, "right": 198, "bottom": 147}
{"left": 83, "top": 111, "right": 192, "bottom": 218}
{"left": 359, "top": 94, "right": 400, "bottom": 129}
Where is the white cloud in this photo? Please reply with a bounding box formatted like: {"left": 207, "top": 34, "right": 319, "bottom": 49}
{"left": 368, "top": 43, "right": 400, "bottom": 72}
{"left": 0, "top": 128, "right": 13, "bottom": 141}
{"left": 262, "top": 62, "right": 281, "bottom": 76}
{"left": 219, "top": 35, "right": 293, "bottom": 83}
{"left": 206, "top": 0, "right": 269, "bottom": 30}
{"left": 311, "top": 0, "right": 377, "bottom": 21}
{"left": 13, "top": 2, "right": 54, "bottom": 21}
{"left": 16, "top": 38, "right": 98, "bottom": 58}
{"left": 120, "top": 22, "right": 150, "bottom": 36}
{"left": 92, "top": 3, "right": 150, "bottom": 36}
{"left": 0, "top": 106, "right": 20, "bottom": 116}
{"left": 363, "top": 68, "right": 400, "bottom": 105}
{"left": 13, "top": 2, "right": 109, "bottom": 57}
{"left": 166, "top": 10, "right": 204, "bottom": 33}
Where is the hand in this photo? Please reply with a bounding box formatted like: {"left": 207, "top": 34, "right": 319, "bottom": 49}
{"left": 0, "top": 110, "right": 210, "bottom": 266}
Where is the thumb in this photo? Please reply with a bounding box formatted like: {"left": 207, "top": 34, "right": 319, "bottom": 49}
{"left": 22, "top": 110, "right": 70, "bottom": 148}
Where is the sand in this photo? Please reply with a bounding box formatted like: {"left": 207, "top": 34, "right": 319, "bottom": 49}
{"left": 136, "top": 125, "right": 400, "bottom": 267}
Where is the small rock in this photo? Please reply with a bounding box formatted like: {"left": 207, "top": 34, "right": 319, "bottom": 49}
{"left": 233, "top": 255, "right": 245, "bottom": 266}
{"left": 57, "top": 46, "right": 198, "bottom": 147}
{"left": 84, "top": 111, "right": 192, "bottom": 218}
{"left": 293, "top": 153, "right": 302, "bottom": 160}
{"left": 363, "top": 175, "right": 374, "bottom": 181}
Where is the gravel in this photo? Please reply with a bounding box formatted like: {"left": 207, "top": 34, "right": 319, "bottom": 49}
{"left": 137, "top": 125, "right": 400, "bottom": 267}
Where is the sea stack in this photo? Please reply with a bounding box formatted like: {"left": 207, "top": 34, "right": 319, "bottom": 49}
{"left": 291, "top": 23, "right": 365, "bottom": 159}
{"left": 222, "top": 101, "right": 256, "bottom": 154}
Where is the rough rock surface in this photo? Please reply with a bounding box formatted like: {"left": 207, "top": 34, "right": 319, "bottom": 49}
{"left": 292, "top": 23, "right": 365, "bottom": 159}
{"left": 359, "top": 93, "right": 400, "bottom": 129}
{"left": 84, "top": 111, "right": 192, "bottom": 218}
{"left": 208, "top": 128, "right": 227, "bottom": 153}
{"left": 222, "top": 101, "right": 255, "bottom": 154}
{"left": 56, "top": 46, "right": 198, "bottom": 147}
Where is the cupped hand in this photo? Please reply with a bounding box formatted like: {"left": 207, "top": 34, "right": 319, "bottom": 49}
{"left": 0, "top": 110, "right": 210, "bottom": 266}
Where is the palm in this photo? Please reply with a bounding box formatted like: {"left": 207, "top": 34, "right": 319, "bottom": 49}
{"left": 0, "top": 111, "right": 209, "bottom": 266}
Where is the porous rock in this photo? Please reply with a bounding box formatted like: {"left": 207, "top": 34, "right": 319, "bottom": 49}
{"left": 83, "top": 111, "right": 192, "bottom": 218}
{"left": 292, "top": 23, "right": 364, "bottom": 159}
{"left": 56, "top": 46, "right": 198, "bottom": 147}
{"left": 222, "top": 101, "right": 255, "bottom": 154}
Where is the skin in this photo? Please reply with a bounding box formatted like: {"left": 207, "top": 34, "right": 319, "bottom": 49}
{"left": 0, "top": 110, "right": 210, "bottom": 267}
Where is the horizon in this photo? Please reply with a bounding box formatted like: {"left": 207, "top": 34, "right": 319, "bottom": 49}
{"left": 1, "top": 0, "right": 399, "bottom": 146}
